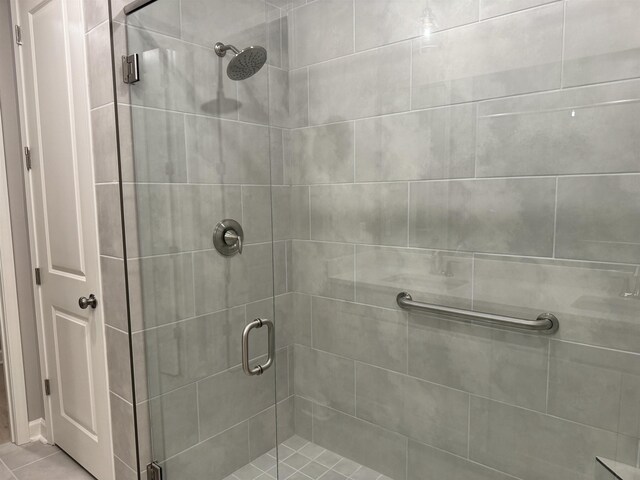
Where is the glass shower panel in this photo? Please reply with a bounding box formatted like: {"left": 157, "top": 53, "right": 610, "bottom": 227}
{"left": 124, "top": 1, "right": 288, "bottom": 478}
{"left": 123, "top": 1, "right": 640, "bottom": 480}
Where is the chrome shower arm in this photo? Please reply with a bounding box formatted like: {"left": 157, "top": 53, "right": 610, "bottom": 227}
{"left": 215, "top": 43, "right": 241, "bottom": 57}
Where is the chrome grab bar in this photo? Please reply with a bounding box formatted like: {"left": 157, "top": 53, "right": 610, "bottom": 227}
{"left": 242, "top": 318, "right": 275, "bottom": 376}
{"left": 396, "top": 292, "right": 559, "bottom": 334}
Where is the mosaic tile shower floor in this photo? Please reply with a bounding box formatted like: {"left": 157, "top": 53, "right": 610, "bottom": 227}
{"left": 225, "top": 436, "right": 393, "bottom": 480}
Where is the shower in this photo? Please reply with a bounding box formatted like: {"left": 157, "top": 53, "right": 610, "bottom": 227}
{"left": 214, "top": 42, "right": 267, "bottom": 81}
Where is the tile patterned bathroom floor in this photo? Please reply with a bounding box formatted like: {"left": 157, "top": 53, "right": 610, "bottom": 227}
{"left": 0, "top": 441, "right": 93, "bottom": 479}
{"left": 226, "top": 436, "right": 393, "bottom": 480}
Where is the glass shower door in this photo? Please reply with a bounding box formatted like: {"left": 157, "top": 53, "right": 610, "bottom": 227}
{"left": 123, "top": 1, "right": 288, "bottom": 478}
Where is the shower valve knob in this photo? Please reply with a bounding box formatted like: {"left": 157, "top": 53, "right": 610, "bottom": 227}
{"left": 224, "top": 229, "right": 243, "bottom": 254}
{"left": 213, "top": 219, "right": 244, "bottom": 257}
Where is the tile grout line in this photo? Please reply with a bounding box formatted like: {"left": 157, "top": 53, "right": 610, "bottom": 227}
{"left": 552, "top": 176, "right": 559, "bottom": 258}
{"left": 467, "top": 395, "right": 471, "bottom": 459}
{"left": 11, "top": 450, "right": 63, "bottom": 472}
{"left": 0, "top": 457, "right": 17, "bottom": 479}
{"left": 545, "top": 340, "right": 552, "bottom": 413}
{"left": 560, "top": 0, "right": 567, "bottom": 88}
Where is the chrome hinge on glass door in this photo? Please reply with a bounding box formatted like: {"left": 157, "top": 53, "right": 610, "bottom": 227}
{"left": 147, "top": 462, "right": 162, "bottom": 480}
{"left": 122, "top": 54, "right": 140, "bottom": 84}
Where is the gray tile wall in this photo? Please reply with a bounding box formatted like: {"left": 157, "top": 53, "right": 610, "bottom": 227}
{"left": 104, "top": 1, "right": 296, "bottom": 479}
{"left": 94, "top": 0, "right": 640, "bottom": 479}
{"left": 282, "top": 1, "right": 640, "bottom": 480}
{"left": 83, "top": 1, "right": 138, "bottom": 477}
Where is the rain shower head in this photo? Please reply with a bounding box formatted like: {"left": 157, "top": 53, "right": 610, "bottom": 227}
{"left": 214, "top": 42, "right": 267, "bottom": 81}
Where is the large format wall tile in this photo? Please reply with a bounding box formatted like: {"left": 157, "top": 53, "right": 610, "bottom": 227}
{"left": 477, "top": 81, "right": 640, "bottom": 177}
{"left": 185, "top": 116, "right": 271, "bottom": 185}
{"left": 163, "top": 422, "right": 249, "bottom": 480}
{"left": 127, "top": 184, "right": 243, "bottom": 257}
{"left": 249, "top": 398, "right": 295, "bottom": 459}
{"left": 309, "top": 42, "right": 411, "bottom": 125}
{"left": 237, "top": 67, "right": 270, "bottom": 125}
{"left": 310, "top": 183, "right": 408, "bottom": 246}
{"left": 241, "top": 186, "right": 273, "bottom": 245}
{"left": 289, "top": 68, "right": 310, "bottom": 128}
{"left": 293, "top": 345, "right": 355, "bottom": 415}
{"left": 563, "top": 0, "right": 640, "bottom": 87}
{"left": 127, "top": 29, "right": 238, "bottom": 118}
{"left": 91, "top": 104, "right": 119, "bottom": 183}
{"left": 288, "top": 122, "right": 354, "bottom": 184}
{"left": 123, "top": 0, "right": 181, "bottom": 38}
{"left": 355, "top": 246, "right": 472, "bottom": 310}
{"left": 356, "top": 364, "right": 469, "bottom": 456}
{"left": 127, "top": 254, "right": 194, "bottom": 329}
{"left": 289, "top": 241, "right": 355, "bottom": 301}
{"left": 411, "top": 3, "right": 563, "bottom": 108}
{"left": 83, "top": 0, "right": 107, "bottom": 32}
{"left": 148, "top": 384, "right": 199, "bottom": 460}
{"left": 119, "top": 2, "right": 640, "bottom": 478}
{"left": 469, "top": 397, "right": 618, "bottom": 480}
{"left": 409, "top": 178, "right": 556, "bottom": 256}
{"left": 86, "top": 21, "right": 113, "bottom": 109}
{"left": 473, "top": 255, "right": 640, "bottom": 354}
{"left": 408, "top": 314, "right": 549, "bottom": 411}
{"left": 312, "top": 404, "right": 408, "bottom": 480}
{"left": 266, "top": 6, "right": 284, "bottom": 70}
{"left": 354, "top": 0, "right": 478, "bottom": 51}
{"left": 294, "top": 396, "right": 313, "bottom": 441}
{"left": 96, "top": 184, "right": 124, "bottom": 258}
{"left": 198, "top": 365, "right": 275, "bottom": 439}
{"left": 290, "top": 0, "right": 354, "bottom": 68}
{"left": 128, "top": 107, "right": 187, "bottom": 183}
{"left": 193, "top": 244, "right": 275, "bottom": 314}
{"left": 181, "top": 0, "right": 266, "bottom": 50}
{"left": 101, "top": 256, "right": 129, "bottom": 332}
{"left": 274, "top": 293, "right": 312, "bottom": 348}
{"left": 270, "top": 67, "right": 310, "bottom": 128}
{"left": 272, "top": 186, "right": 310, "bottom": 240}
{"left": 109, "top": 394, "right": 136, "bottom": 469}
{"left": 555, "top": 175, "right": 640, "bottom": 264}
{"left": 106, "top": 327, "right": 133, "bottom": 403}
{"left": 126, "top": 184, "right": 194, "bottom": 256}
{"left": 312, "top": 297, "right": 407, "bottom": 372}
{"left": 408, "top": 439, "right": 517, "bottom": 480}
{"left": 143, "top": 307, "right": 245, "bottom": 397}
{"left": 548, "top": 340, "right": 640, "bottom": 434}
{"left": 355, "top": 105, "right": 476, "bottom": 182}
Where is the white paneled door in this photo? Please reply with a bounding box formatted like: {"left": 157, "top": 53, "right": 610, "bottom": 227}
{"left": 17, "top": 0, "right": 113, "bottom": 478}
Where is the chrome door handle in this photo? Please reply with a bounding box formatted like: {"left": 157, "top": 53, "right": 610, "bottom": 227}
{"left": 242, "top": 318, "right": 275, "bottom": 376}
{"left": 78, "top": 294, "right": 98, "bottom": 309}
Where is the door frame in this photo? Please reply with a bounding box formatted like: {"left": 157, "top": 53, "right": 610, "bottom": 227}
{"left": 9, "top": 0, "right": 68, "bottom": 445}
{"left": 0, "top": 102, "right": 31, "bottom": 445}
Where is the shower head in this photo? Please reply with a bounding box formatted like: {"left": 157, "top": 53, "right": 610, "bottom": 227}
{"left": 214, "top": 42, "right": 267, "bottom": 81}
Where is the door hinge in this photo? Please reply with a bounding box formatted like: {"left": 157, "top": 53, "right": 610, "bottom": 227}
{"left": 122, "top": 54, "right": 140, "bottom": 84}
{"left": 15, "top": 25, "right": 22, "bottom": 46}
{"left": 147, "top": 462, "right": 162, "bottom": 480}
{"left": 24, "top": 147, "right": 32, "bottom": 170}
{"left": 44, "top": 379, "right": 50, "bottom": 396}
{"left": 34, "top": 267, "right": 41, "bottom": 285}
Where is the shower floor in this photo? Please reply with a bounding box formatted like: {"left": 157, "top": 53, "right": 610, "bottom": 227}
{"left": 226, "top": 435, "right": 393, "bottom": 480}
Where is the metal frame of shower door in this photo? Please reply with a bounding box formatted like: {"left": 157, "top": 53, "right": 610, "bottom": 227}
{"left": 123, "top": 0, "right": 158, "bottom": 15}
